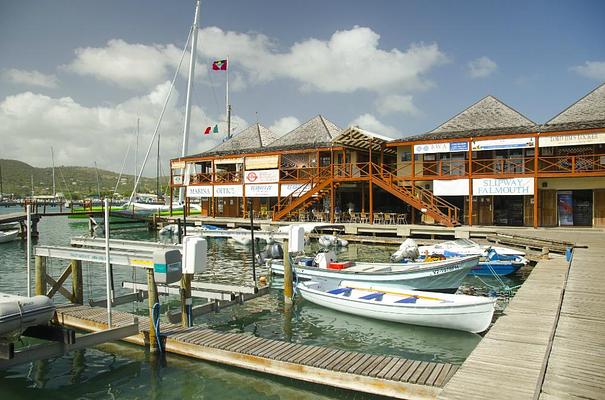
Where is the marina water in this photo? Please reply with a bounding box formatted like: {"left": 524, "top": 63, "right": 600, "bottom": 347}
{"left": 0, "top": 207, "right": 525, "bottom": 399}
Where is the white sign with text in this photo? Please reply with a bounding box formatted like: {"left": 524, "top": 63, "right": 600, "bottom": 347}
{"left": 473, "top": 178, "right": 534, "bottom": 196}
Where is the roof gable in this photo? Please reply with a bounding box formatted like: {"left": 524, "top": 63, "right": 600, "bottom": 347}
{"left": 431, "top": 95, "right": 536, "bottom": 134}
{"left": 206, "top": 123, "right": 279, "bottom": 155}
{"left": 266, "top": 115, "right": 341, "bottom": 150}
{"left": 546, "top": 83, "right": 605, "bottom": 126}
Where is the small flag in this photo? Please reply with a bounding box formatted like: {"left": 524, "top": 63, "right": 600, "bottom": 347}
{"left": 212, "top": 59, "right": 227, "bottom": 70}
{"left": 204, "top": 124, "right": 219, "bottom": 135}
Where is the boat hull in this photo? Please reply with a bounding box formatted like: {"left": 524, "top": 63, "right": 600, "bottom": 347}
{"left": 298, "top": 282, "right": 495, "bottom": 333}
{"left": 270, "top": 256, "right": 479, "bottom": 293}
{"left": 0, "top": 229, "right": 19, "bottom": 243}
{"left": 0, "top": 294, "right": 56, "bottom": 341}
{"left": 471, "top": 261, "right": 525, "bottom": 276}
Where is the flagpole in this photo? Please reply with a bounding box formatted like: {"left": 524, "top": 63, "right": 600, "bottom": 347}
{"left": 226, "top": 55, "right": 231, "bottom": 140}
{"left": 179, "top": 0, "right": 201, "bottom": 203}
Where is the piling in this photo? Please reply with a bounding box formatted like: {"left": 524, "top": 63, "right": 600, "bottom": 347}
{"left": 146, "top": 269, "right": 160, "bottom": 353}
{"left": 283, "top": 239, "right": 293, "bottom": 305}
{"left": 71, "top": 259, "right": 83, "bottom": 304}
{"left": 34, "top": 255, "right": 47, "bottom": 296}
{"left": 180, "top": 273, "right": 192, "bottom": 327}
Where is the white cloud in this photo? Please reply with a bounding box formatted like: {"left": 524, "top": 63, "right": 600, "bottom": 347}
{"left": 0, "top": 85, "right": 237, "bottom": 175}
{"left": 571, "top": 61, "right": 605, "bottom": 81}
{"left": 349, "top": 113, "right": 399, "bottom": 137}
{"left": 64, "top": 39, "right": 206, "bottom": 90}
{"left": 375, "top": 94, "right": 420, "bottom": 116}
{"left": 63, "top": 26, "right": 447, "bottom": 98}
{"left": 269, "top": 116, "right": 301, "bottom": 135}
{"left": 467, "top": 56, "right": 497, "bottom": 78}
{"left": 200, "top": 26, "right": 447, "bottom": 94}
{"left": 1, "top": 68, "right": 59, "bottom": 88}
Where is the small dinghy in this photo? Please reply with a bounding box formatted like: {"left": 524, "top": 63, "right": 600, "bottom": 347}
{"left": 0, "top": 229, "right": 20, "bottom": 244}
{"left": 297, "top": 281, "right": 495, "bottom": 333}
{"left": 0, "top": 293, "right": 56, "bottom": 341}
{"left": 318, "top": 235, "right": 348, "bottom": 248}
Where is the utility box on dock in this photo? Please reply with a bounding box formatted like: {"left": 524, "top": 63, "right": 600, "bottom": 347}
{"left": 153, "top": 249, "right": 182, "bottom": 284}
{"left": 182, "top": 236, "right": 207, "bottom": 274}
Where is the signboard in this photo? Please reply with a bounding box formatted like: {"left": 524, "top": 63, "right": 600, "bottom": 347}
{"left": 557, "top": 191, "right": 574, "bottom": 226}
{"left": 539, "top": 132, "right": 605, "bottom": 148}
{"left": 245, "top": 183, "right": 279, "bottom": 197}
{"left": 244, "top": 169, "right": 279, "bottom": 184}
{"left": 433, "top": 179, "right": 470, "bottom": 196}
{"left": 473, "top": 178, "right": 534, "bottom": 196}
{"left": 171, "top": 161, "right": 186, "bottom": 169}
{"left": 213, "top": 185, "right": 243, "bottom": 197}
{"left": 186, "top": 185, "right": 212, "bottom": 198}
{"left": 172, "top": 176, "right": 183, "bottom": 185}
{"left": 472, "top": 137, "right": 535, "bottom": 151}
{"left": 245, "top": 155, "right": 279, "bottom": 169}
{"left": 414, "top": 141, "right": 469, "bottom": 154}
{"left": 280, "top": 183, "right": 310, "bottom": 197}
{"left": 214, "top": 157, "right": 243, "bottom": 165}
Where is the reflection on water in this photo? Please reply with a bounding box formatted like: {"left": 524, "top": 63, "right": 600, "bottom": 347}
{"left": 0, "top": 206, "right": 523, "bottom": 398}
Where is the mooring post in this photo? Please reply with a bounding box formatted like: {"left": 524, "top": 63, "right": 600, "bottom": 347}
{"left": 71, "top": 259, "right": 83, "bottom": 304}
{"left": 541, "top": 247, "right": 550, "bottom": 260}
{"left": 180, "top": 273, "right": 192, "bottom": 327}
{"left": 283, "top": 239, "right": 293, "bottom": 305}
{"left": 146, "top": 269, "right": 160, "bottom": 353}
{"left": 34, "top": 255, "right": 47, "bottom": 296}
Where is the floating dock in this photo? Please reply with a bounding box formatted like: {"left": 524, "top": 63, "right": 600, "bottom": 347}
{"left": 438, "top": 232, "right": 604, "bottom": 400}
{"left": 55, "top": 304, "right": 457, "bottom": 400}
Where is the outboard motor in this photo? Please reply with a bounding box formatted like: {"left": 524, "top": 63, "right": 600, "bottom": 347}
{"left": 256, "top": 243, "right": 284, "bottom": 264}
{"left": 390, "top": 238, "right": 420, "bottom": 262}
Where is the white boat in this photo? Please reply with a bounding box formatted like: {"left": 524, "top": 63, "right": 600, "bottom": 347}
{"left": 269, "top": 253, "right": 480, "bottom": 293}
{"left": 297, "top": 280, "right": 495, "bottom": 333}
{"left": 0, "top": 293, "right": 56, "bottom": 341}
{"left": 318, "top": 234, "right": 348, "bottom": 248}
{"left": 0, "top": 229, "right": 19, "bottom": 244}
{"left": 417, "top": 238, "right": 525, "bottom": 258}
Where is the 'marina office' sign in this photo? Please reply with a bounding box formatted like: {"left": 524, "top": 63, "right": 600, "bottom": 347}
{"left": 473, "top": 178, "right": 534, "bottom": 196}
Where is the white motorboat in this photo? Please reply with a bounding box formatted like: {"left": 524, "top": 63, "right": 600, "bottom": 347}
{"left": 417, "top": 238, "right": 525, "bottom": 258}
{"left": 269, "top": 252, "right": 480, "bottom": 293}
{"left": 0, "top": 229, "right": 19, "bottom": 244}
{"left": 0, "top": 293, "right": 56, "bottom": 341}
{"left": 318, "top": 235, "right": 349, "bottom": 248}
{"left": 297, "top": 280, "right": 495, "bottom": 333}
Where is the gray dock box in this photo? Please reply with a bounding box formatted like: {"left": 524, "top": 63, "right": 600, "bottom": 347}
{"left": 153, "top": 249, "right": 182, "bottom": 284}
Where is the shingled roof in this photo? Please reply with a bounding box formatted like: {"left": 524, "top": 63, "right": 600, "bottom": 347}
{"left": 266, "top": 115, "right": 341, "bottom": 151}
{"left": 197, "top": 123, "right": 280, "bottom": 157}
{"left": 401, "top": 95, "right": 538, "bottom": 141}
{"left": 541, "top": 82, "right": 605, "bottom": 132}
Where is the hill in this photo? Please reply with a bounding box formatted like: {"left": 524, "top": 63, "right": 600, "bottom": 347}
{"left": 0, "top": 159, "right": 169, "bottom": 199}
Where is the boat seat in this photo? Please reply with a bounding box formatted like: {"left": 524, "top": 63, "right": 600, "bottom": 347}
{"left": 327, "top": 287, "right": 352, "bottom": 296}
{"left": 395, "top": 296, "right": 418, "bottom": 304}
{"left": 359, "top": 292, "right": 384, "bottom": 301}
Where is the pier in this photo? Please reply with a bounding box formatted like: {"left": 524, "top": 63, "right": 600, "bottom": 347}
{"left": 438, "top": 231, "right": 604, "bottom": 400}
{"left": 55, "top": 304, "right": 456, "bottom": 400}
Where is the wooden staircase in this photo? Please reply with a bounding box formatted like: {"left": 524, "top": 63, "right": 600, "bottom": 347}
{"left": 272, "top": 168, "right": 333, "bottom": 221}
{"left": 370, "top": 163, "right": 460, "bottom": 227}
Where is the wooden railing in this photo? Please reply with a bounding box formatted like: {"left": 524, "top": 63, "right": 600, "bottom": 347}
{"left": 272, "top": 166, "right": 332, "bottom": 220}
{"left": 538, "top": 154, "right": 605, "bottom": 174}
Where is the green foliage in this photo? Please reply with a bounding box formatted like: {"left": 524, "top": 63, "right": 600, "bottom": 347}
{"left": 0, "top": 159, "right": 168, "bottom": 198}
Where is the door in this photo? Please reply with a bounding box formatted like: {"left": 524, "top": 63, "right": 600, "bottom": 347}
{"left": 540, "top": 190, "right": 557, "bottom": 227}
{"left": 595, "top": 189, "right": 605, "bottom": 227}
{"left": 523, "top": 196, "right": 534, "bottom": 227}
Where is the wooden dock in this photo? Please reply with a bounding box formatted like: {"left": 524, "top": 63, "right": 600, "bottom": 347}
{"left": 55, "top": 304, "right": 458, "bottom": 399}
{"left": 439, "top": 234, "right": 605, "bottom": 400}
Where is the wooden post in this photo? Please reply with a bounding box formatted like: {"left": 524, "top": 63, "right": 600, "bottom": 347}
{"left": 180, "top": 273, "right": 192, "bottom": 327}
{"left": 468, "top": 140, "right": 473, "bottom": 226}
{"left": 71, "top": 259, "right": 83, "bottom": 304}
{"left": 146, "top": 269, "right": 160, "bottom": 353}
{"left": 533, "top": 135, "right": 539, "bottom": 228}
{"left": 369, "top": 139, "right": 373, "bottom": 224}
{"left": 34, "top": 255, "right": 46, "bottom": 296}
{"left": 283, "top": 239, "right": 293, "bottom": 305}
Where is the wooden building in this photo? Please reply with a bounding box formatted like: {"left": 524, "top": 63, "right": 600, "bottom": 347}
{"left": 171, "top": 83, "right": 605, "bottom": 228}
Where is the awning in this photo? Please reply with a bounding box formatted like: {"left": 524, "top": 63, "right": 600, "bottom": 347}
{"left": 245, "top": 155, "right": 279, "bottom": 169}
{"left": 332, "top": 126, "right": 397, "bottom": 155}
{"left": 214, "top": 157, "right": 244, "bottom": 165}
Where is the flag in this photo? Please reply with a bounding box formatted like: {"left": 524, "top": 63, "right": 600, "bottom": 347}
{"left": 204, "top": 124, "right": 219, "bottom": 135}
{"left": 212, "top": 59, "right": 227, "bottom": 70}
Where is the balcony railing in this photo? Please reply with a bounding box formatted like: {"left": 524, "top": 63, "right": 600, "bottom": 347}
{"left": 539, "top": 154, "right": 605, "bottom": 174}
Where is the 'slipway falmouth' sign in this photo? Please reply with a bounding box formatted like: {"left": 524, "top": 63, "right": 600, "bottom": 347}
{"left": 473, "top": 178, "right": 534, "bottom": 196}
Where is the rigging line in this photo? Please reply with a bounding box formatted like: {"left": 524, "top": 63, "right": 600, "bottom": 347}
{"left": 57, "top": 166, "right": 73, "bottom": 201}
{"left": 127, "top": 26, "right": 193, "bottom": 205}
{"left": 113, "top": 140, "right": 132, "bottom": 198}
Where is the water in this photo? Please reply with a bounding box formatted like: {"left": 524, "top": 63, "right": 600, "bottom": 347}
{"left": 0, "top": 206, "right": 527, "bottom": 399}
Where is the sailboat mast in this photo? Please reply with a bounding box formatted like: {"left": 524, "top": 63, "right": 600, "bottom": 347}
{"left": 135, "top": 118, "right": 139, "bottom": 195}
{"left": 51, "top": 147, "right": 56, "bottom": 197}
{"left": 178, "top": 0, "right": 201, "bottom": 203}
{"left": 226, "top": 55, "right": 231, "bottom": 140}
{"left": 94, "top": 162, "right": 101, "bottom": 199}
{"left": 0, "top": 161, "right": 3, "bottom": 198}
{"left": 156, "top": 132, "right": 161, "bottom": 197}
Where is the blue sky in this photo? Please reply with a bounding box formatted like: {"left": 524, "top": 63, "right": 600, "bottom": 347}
{"left": 0, "top": 0, "right": 604, "bottom": 174}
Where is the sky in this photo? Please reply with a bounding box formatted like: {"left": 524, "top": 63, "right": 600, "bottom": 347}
{"left": 0, "top": 0, "right": 604, "bottom": 176}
